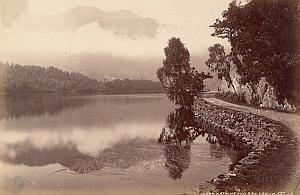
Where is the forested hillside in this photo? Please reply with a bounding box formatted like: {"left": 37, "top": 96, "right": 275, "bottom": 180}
{"left": 103, "top": 79, "right": 163, "bottom": 94}
{"left": 0, "top": 62, "right": 163, "bottom": 94}
{"left": 0, "top": 62, "right": 100, "bottom": 92}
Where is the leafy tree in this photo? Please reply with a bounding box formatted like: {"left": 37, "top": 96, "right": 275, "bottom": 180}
{"left": 210, "top": 0, "right": 300, "bottom": 103}
{"left": 157, "top": 37, "right": 212, "bottom": 107}
{"left": 205, "top": 43, "right": 236, "bottom": 92}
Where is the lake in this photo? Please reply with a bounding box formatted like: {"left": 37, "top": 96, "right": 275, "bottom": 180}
{"left": 0, "top": 94, "right": 239, "bottom": 195}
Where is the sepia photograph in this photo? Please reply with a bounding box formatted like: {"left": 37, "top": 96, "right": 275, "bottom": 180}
{"left": 0, "top": 0, "right": 299, "bottom": 194}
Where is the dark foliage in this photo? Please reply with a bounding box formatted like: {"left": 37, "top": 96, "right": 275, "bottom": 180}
{"left": 157, "top": 37, "right": 212, "bottom": 107}
{"left": 0, "top": 62, "right": 99, "bottom": 93}
{"left": 215, "top": 91, "right": 246, "bottom": 105}
{"left": 103, "top": 78, "right": 163, "bottom": 94}
{"left": 210, "top": 0, "right": 300, "bottom": 103}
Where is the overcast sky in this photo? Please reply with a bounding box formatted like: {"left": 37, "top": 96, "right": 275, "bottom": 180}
{"left": 0, "top": 0, "right": 231, "bottom": 61}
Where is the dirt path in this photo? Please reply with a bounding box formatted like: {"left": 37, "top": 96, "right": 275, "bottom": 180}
{"left": 203, "top": 98, "right": 300, "bottom": 193}
{"left": 203, "top": 98, "right": 300, "bottom": 138}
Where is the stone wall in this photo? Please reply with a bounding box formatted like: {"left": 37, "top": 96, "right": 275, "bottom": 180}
{"left": 218, "top": 61, "right": 297, "bottom": 112}
{"left": 193, "top": 99, "right": 298, "bottom": 192}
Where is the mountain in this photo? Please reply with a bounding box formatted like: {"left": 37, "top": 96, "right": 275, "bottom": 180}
{"left": 61, "top": 6, "right": 105, "bottom": 28}
{"left": 27, "top": 6, "right": 159, "bottom": 39}
{"left": 6, "top": 52, "right": 219, "bottom": 90}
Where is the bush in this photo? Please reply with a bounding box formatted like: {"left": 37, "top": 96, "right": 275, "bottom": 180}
{"left": 216, "top": 91, "right": 246, "bottom": 105}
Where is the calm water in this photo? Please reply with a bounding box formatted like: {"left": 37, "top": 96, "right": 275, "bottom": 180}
{"left": 0, "top": 94, "right": 239, "bottom": 194}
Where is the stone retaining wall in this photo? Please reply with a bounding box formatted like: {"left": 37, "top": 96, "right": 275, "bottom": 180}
{"left": 193, "top": 98, "right": 298, "bottom": 192}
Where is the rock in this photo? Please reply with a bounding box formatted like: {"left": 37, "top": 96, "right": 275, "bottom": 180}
{"left": 218, "top": 59, "right": 297, "bottom": 112}
{"left": 261, "top": 85, "right": 280, "bottom": 108}
{"left": 283, "top": 99, "right": 297, "bottom": 112}
{"left": 238, "top": 156, "right": 260, "bottom": 166}
{"left": 217, "top": 174, "right": 226, "bottom": 179}
{"left": 228, "top": 172, "right": 237, "bottom": 177}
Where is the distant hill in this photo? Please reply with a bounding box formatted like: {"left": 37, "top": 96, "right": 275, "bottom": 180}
{"left": 103, "top": 78, "right": 163, "bottom": 94}
{"left": 0, "top": 62, "right": 100, "bottom": 93}
{"left": 0, "top": 62, "right": 164, "bottom": 94}
{"left": 8, "top": 52, "right": 218, "bottom": 91}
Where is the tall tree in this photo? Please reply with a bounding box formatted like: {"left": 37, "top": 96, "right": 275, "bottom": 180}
{"left": 211, "top": 0, "right": 300, "bottom": 103}
{"left": 205, "top": 43, "right": 236, "bottom": 92}
{"left": 157, "top": 37, "right": 212, "bottom": 107}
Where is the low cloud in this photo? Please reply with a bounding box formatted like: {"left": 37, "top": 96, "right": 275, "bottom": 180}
{"left": 59, "top": 6, "right": 160, "bottom": 39}
{"left": 0, "top": 19, "right": 177, "bottom": 59}
{"left": 0, "top": 0, "right": 27, "bottom": 27}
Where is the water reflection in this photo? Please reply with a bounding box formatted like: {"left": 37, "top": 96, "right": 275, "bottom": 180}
{"left": 158, "top": 108, "right": 202, "bottom": 145}
{"left": 0, "top": 94, "right": 238, "bottom": 191}
{"left": 1, "top": 140, "right": 87, "bottom": 167}
{"left": 158, "top": 108, "right": 242, "bottom": 180}
{"left": 0, "top": 94, "right": 172, "bottom": 131}
{"left": 163, "top": 144, "right": 191, "bottom": 180}
{"left": 1, "top": 138, "right": 162, "bottom": 174}
{"left": 158, "top": 108, "right": 202, "bottom": 180}
{"left": 0, "top": 93, "right": 89, "bottom": 120}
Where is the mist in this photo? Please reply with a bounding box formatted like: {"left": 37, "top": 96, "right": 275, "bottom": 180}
{"left": 0, "top": 0, "right": 231, "bottom": 82}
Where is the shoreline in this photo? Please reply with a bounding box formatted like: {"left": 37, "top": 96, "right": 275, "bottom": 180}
{"left": 0, "top": 91, "right": 165, "bottom": 96}
{"left": 193, "top": 98, "right": 299, "bottom": 193}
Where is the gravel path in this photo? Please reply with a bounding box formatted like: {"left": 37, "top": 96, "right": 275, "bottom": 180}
{"left": 203, "top": 98, "right": 300, "bottom": 193}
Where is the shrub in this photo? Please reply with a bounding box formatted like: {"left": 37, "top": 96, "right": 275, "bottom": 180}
{"left": 216, "top": 91, "right": 246, "bottom": 105}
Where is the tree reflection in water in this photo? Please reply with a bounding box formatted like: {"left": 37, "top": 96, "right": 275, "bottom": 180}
{"left": 163, "top": 143, "right": 191, "bottom": 180}
{"left": 158, "top": 107, "right": 204, "bottom": 180}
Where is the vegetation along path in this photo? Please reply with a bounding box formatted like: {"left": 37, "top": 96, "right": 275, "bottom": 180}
{"left": 203, "top": 97, "right": 300, "bottom": 193}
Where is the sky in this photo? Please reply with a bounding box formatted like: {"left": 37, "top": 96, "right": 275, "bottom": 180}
{"left": 0, "top": 0, "right": 232, "bottom": 81}
{"left": 0, "top": 0, "right": 231, "bottom": 59}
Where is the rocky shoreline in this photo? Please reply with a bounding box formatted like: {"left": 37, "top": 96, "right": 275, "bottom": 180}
{"left": 193, "top": 98, "right": 298, "bottom": 193}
